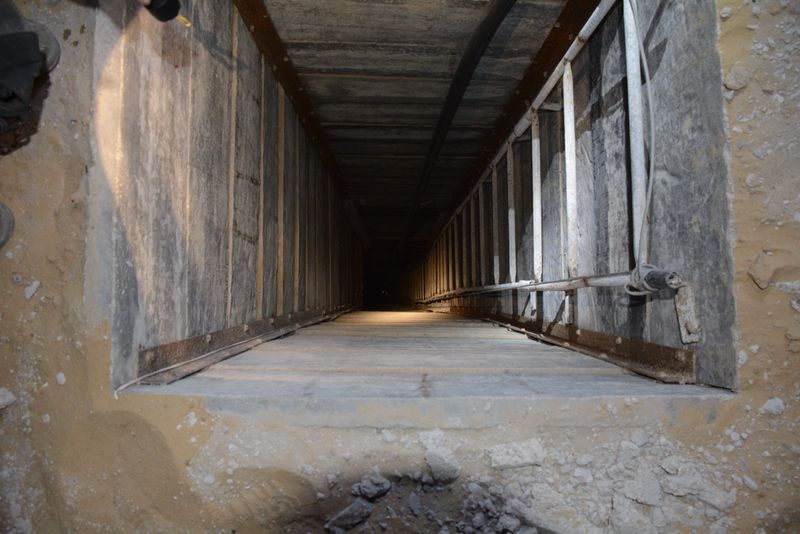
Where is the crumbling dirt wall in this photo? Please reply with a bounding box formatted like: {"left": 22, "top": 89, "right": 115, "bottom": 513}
{"left": 0, "top": 0, "right": 798, "bottom": 532}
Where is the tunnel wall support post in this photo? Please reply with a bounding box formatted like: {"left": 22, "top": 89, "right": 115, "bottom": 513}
{"left": 275, "top": 87, "right": 286, "bottom": 316}
{"left": 470, "top": 196, "right": 479, "bottom": 287}
{"left": 506, "top": 146, "right": 517, "bottom": 283}
{"left": 491, "top": 166, "right": 501, "bottom": 284}
{"left": 531, "top": 112, "right": 543, "bottom": 284}
{"left": 623, "top": 0, "right": 647, "bottom": 264}
{"left": 255, "top": 56, "right": 266, "bottom": 319}
{"left": 478, "top": 184, "right": 488, "bottom": 286}
{"left": 455, "top": 215, "right": 462, "bottom": 289}
{"left": 461, "top": 210, "right": 469, "bottom": 288}
{"left": 562, "top": 61, "right": 578, "bottom": 325}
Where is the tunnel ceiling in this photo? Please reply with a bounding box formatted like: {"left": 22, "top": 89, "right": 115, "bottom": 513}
{"left": 263, "top": 0, "right": 567, "bottom": 263}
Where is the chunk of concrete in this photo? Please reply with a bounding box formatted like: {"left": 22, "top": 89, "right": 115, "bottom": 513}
{"left": 324, "top": 498, "right": 374, "bottom": 532}
{"left": 748, "top": 252, "right": 774, "bottom": 289}
{"left": 488, "top": 437, "right": 546, "bottom": 469}
{"left": 408, "top": 491, "right": 422, "bottom": 517}
{"left": 724, "top": 62, "right": 752, "bottom": 91}
{"left": 0, "top": 387, "right": 15, "bottom": 410}
{"left": 351, "top": 473, "right": 391, "bottom": 501}
{"left": 425, "top": 449, "right": 461, "bottom": 483}
{"left": 662, "top": 465, "right": 736, "bottom": 511}
{"left": 622, "top": 466, "right": 663, "bottom": 506}
{"left": 759, "top": 397, "right": 786, "bottom": 415}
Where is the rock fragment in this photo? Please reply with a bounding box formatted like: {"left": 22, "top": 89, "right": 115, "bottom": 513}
{"left": 747, "top": 252, "right": 774, "bottom": 289}
{"left": 623, "top": 466, "right": 663, "bottom": 506}
{"left": 324, "top": 498, "right": 374, "bottom": 532}
{"left": 742, "top": 476, "right": 759, "bottom": 491}
{"left": 24, "top": 280, "right": 40, "bottom": 300}
{"left": 488, "top": 438, "right": 546, "bottom": 469}
{"left": 662, "top": 465, "right": 736, "bottom": 511}
{"left": 572, "top": 467, "right": 593, "bottom": 485}
{"left": 0, "top": 387, "right": 15, "bottom": 410}
{"left": 759, "top": 397, "right": 786, "bottom": 415}
{"left": 497, "top": 514, "right": 521, "bottom": 532}
{"left": 425, "top": 449, "right": 461, "bottom": 483}
{"left": 408, "top": 491, "right": 422, "bottom": 517}
{"left": 724, "top": 62, "right": 752, "bottom": 91}
{"left": 351, "top": 473, "right": 392, "bottom": 501}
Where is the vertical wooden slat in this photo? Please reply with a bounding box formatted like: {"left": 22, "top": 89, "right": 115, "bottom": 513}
{"left": 282, "top": 97, "right": 297, "bottom": 317}
{"left": 563, "top": 61, "right": 578, "bottom": 325}
{"left": 563, "top": 62, "right": 578, "bottom": 278}
{"left": 292, "top": 122, "right": 301, "bottom": 312}
{"left": 186, "top": 2, "right": 234, "bottom": 336}
{"left": 448, "top": 225, "right": 455, "bottom": 291}
{"left": 531, "top": 111, "right": 543, "bottom": 283}
{"left": 225, "top": 17, "right": 239, "bottom": 324}
{"left": 455, "top": 214, "right": 461, "bottom": 290}
{"left": 491, "top": 166, "right": 501, "bottom": 285}
{"left": 470, "top": 195, "right": 479, "bottom": 287}
{"left": 478, "top": 183, "right": 488, "bottom": 286}
{"left": 275, "top": 86, "right": 285, "bottom": 315}
{"left": 261, "top": 60, "right": 279, "bottom": 319}
{"left": 229, "top": 16, "right": 262, "bottom": 325}
{"left": 436, "top": 241, "right": 442, "bottom": 293}
{"left": 506, "top": 146, "right": 517, "bottom": 283}
{"left": 461, "top": 209, "right": 469, "bottom": 288}
{"left": 255, "top": 56, "right": 265, "bottom": 318}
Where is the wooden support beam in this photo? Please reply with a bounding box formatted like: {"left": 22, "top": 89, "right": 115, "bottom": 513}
{"left": 293, "top": 122, "right": 302, "bottom": 313}
{"left": 563, "top": 61, "right": 578, "bottom": 326}
{"left": 478, "top": 183, "right": 488, "bottom": 286}
{"left": 563, "top": 62, "right": 578, "bottom": 279}
{"left": 462, "top": 209, "right": 470, "bottom": 288}
{"left": 255, "top": 57, "right": 266, "bottom": 318}
{"left": 506, "top": 146, "right": 517, "bottom": 283}
{"left": 453, "top": 218, "right": 460, "bottom": 289}
{"left": 531, "top": 112, "right": 543, "bottom": 283}
{"left": 275, "top": 87, "right": 286, "bottom": 315}
{"left": 491, "top": 166, "right": 501, "bottom": 285}
{"left": 470, "top": 195, "right": 479, "bottom": 287}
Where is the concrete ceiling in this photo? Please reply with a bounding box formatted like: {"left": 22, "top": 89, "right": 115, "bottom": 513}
{"left": 264, "top": 0, "right": 567, "bottom": 262}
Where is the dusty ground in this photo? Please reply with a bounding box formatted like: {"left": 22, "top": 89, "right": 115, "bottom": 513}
{"left": 0, "top": 0, "right": 798, "bottom": 532}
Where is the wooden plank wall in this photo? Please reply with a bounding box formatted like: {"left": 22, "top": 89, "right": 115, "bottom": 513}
{"left": 110, "top": 6, "right": 362, "bottom": 385}
{"left": 406, "top": 3, "right": 736, "bottom": 388}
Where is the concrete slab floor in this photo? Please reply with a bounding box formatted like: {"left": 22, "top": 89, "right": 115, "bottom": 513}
{"left": 133, "top": 312, "right": 729, "bottom": 425}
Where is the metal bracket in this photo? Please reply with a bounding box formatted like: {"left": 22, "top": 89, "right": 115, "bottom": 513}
{"left": 675, "top": 284, "right": 702, "bottom": 344}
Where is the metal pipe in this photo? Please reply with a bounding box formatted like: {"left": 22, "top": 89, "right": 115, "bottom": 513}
{"left": 623, "top": 0, "right": 647, "bottom": 263}
{"left": 418, "top": 271, "right": 632, "bottom": 304}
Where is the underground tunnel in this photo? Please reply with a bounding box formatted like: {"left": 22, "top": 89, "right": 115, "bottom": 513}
{"left": 1, "top": 0, "right": 798, "bottom": 532}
